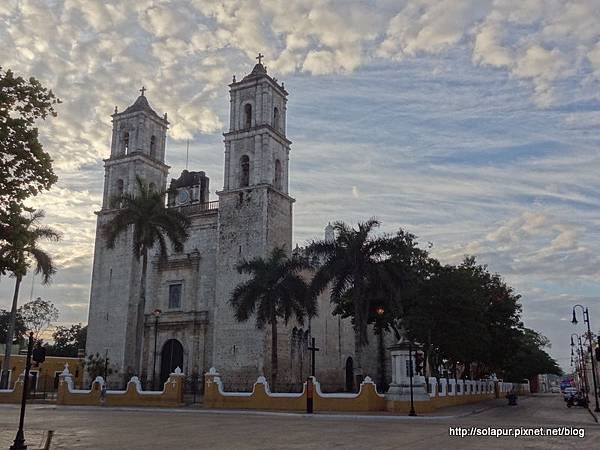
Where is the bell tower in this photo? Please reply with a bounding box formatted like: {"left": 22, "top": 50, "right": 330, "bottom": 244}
{"left": 222, "top": 53, "right": 290, "bottom": 193}
{"left": 86, "top": 89, "right": 170, "bottom": 381}
{"left": 213, "top": 55, "right": 295, "bottom": 387}
{"left": 101, "top": 87, "right": 169, "bottom": 208}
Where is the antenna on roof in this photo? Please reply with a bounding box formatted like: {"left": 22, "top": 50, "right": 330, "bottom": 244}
{"left": 185, "top": 139, "right": 190, "bottom": 170}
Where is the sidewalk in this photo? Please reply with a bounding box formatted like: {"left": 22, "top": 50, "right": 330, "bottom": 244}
{"left": 34, "top": 397, "right": 506, "bottom": 421}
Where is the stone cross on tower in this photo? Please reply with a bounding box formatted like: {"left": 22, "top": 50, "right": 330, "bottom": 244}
{"left": 256, "top": 53, "right": 264, "bottom": 64}
{"left": 139, "top": 86, "right": 146, "bottom": 96}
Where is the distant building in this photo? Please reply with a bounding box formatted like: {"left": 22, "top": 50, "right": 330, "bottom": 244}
{"left": 0, "top": 354, "right": 83, "bottom": 391}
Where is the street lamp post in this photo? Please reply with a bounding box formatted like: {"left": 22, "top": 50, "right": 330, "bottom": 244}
{"left": 408, "top": 340, "right": 416, "bottom": 417}
{"left": 571, "top": 333, "right": 588, "bottom": 395}
{"left": 152, "top": 309, "right": 162, "bottom": 391}
{"left": 375, "top": 306, "right": 386, "bottom": 391}
{"left": 572, "top": 305, "right": 600, "bottom": 412}
{"left": 10, "top": 332, "right": 34, "bottom": 450}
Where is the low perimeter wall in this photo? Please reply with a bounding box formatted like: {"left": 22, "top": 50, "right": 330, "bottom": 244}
{"left": 0, "top": 375, "right": 24, "bottom": 404}
{"left": 204, "top": 368, "right": 530, "bottom": 414}
{"left": 56, "top": 367, "right": 185, "bottom": 407}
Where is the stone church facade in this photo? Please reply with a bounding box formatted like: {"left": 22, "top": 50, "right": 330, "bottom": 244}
{"left": 86, "top": 60, "right": 384, "bottom": 392}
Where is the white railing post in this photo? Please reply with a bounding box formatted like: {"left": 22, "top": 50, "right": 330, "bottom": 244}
{"left": 439, "top": 378, "right": 447, "bottom": 397}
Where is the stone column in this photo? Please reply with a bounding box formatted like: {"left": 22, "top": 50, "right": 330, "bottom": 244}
{"left": 385, "top": 341, "right": 429, "bottom": 401}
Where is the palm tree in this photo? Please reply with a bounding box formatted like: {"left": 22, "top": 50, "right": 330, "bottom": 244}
{"left": 307, "top": 219, "right": 392, "bottom": 389}
{"left": 0, "top": 210, "right": 60, "bottom": 389}
{"left": 103, "top": 176, "right": 190, "bottom": 375}
{"left": 229, "top": 247, "right": 315, "bottom": 391}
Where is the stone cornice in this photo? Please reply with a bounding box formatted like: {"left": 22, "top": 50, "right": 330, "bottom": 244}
{"left": 229, "top": 74, "right": 288, "bottom": 97}
{"left": 144, "top": 310, "right": 209, "bottom": 327}
{"left": 223, "top": 124, "right": 291, "bottom": 146}
{"left": 152, "top": 251, "right": 201, "bottom": 271}
{"left": 217, "top": 184, "right": 295, "bottom": 203}
{"left": 104, "top": 152, "right": 170, "bottom": 172}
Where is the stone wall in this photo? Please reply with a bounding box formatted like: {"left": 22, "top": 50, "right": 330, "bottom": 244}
{"left": 213, "top": 187, "right": 293, "bottom": 390}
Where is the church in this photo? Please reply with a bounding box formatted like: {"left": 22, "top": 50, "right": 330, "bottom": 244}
{"left": 85, "top": 57, "right": 382, "bottom": 392}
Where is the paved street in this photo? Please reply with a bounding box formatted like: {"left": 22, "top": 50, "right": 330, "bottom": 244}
{"left": 0, "top": 394, "right": 597, "bottom": 449}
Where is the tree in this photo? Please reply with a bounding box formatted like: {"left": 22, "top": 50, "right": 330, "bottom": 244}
{"left": 399, "top": 257, "right": 525, "bottom": 380}
{"left": 229, "top": 247, "right": 315, "bottom": 391}
{"left": 83, "top": 353, "right": 117, "bottom": 386}
{"left": 0, "top": 210, "right": 60, "bottom": 389}
{"left": 329, "top": 228, "right": 430, "bottom": 387}
{"left": 0, "top": 68, "right": 60, "bottom": 275}
{"left": 501, "top": 328, "right": 562, "bottom": 381}
{"left": 19, "top": 297, "right": 59, "bottom": 342}
{"left": 103, "top": 176, "right": 190, "bottom": 374}
{"left": 44, "top": 323, "right": 87, "bottom": 357}
{"left": 0, "top": 309, "right": 26, "bottom": 346}
{"left": 307, "top": 219, "right": 393, "bottom": 387}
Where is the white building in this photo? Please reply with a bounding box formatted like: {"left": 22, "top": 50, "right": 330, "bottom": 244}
{"left": 86, "top": 60, "right": 383, "bottom": 391}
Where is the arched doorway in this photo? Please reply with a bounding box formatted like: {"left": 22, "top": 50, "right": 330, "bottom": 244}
{"left": 160, "top": 339, "right": 183, "bottom": 387}
{"left": 345, "top": 357, "right": 354, "bottom": 392}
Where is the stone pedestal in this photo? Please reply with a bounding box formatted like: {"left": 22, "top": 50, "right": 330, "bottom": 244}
{"left": 385, "top": 341, "right": 429, "bottom": 402}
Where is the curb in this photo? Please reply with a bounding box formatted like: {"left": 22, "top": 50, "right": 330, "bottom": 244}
{"left": 19, "top": 402, "right": 506, "bottom": 421}
{"left": 587, "top": 406, "right": 599, "bottom": 423}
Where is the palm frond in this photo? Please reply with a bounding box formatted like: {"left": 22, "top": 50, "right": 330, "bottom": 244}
{"left": 30, "top": 225, "right": 62, "bottom": 242}
{"left": 102, "top": 209, "right": 135, "bottom": 249}
{"left": 29, "top": 247, "right": 56, "bottom": 284}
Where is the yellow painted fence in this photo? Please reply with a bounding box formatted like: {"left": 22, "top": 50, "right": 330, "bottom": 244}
{"left": 56, "top": 366, "right": 185, "bottom": 407}
{"left": 204, "top": 368, "right": 530, "bottom": 413}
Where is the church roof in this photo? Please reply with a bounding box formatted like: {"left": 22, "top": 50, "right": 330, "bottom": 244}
{"left": 242, "top": 62, "right": 268, "bottom": 81}
{"left": 230, "top": 54, "right": 287, "bottom": 95}
{"left": 117, "top": 88, "right": 167, "bottom": 122}
{"left": 122, "top": 94, "right": 160, "bottom": 117}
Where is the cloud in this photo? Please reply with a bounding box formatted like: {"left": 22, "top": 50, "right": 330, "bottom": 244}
{"left": 1, "top": 1, "right": 600, "bottom": 371}
{"left": 472, "top": 22, "right": 513, "bottom": 68}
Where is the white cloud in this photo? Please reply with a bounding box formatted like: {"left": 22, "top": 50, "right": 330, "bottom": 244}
{"left": 472, "top": 22, "right": 513, "bottom": 68}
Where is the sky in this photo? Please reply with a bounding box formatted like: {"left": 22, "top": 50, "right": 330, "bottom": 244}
{"left": 1, "top": 0, "right": 600, "bottom": 372}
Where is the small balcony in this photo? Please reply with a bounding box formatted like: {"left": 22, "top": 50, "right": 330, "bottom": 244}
{"left": 172, "top": 200, "right": 219, "bottom": 215}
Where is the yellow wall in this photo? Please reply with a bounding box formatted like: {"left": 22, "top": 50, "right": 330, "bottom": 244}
{"left": 56, "top": 375, "right": 184, "bottom": 407}
{"left": 0, "top": 378, "right": 23, "bottom": 404}
{"left": 204, "top": 373, "right": 526, "bottom": 414}
{"left": 0, "top": 355, "right": 84, "bottom": 390}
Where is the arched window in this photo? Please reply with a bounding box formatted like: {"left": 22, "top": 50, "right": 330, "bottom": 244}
{"left": 274, "top": 159, "right": 282, "bottom": 190}
{"left": 345, "top": 357, "right": 354, "bottom": 392}
{"left": 149, "top": 182, "right": 156, "bottom": 192}
{"left": 150, "top": 135, "right": 156, "bottom": 158}
{"left": 273, "top": 107, "right": 279, "bottom": 130}
{"left": 240, "top": 155, "right": 250, "bottom": 187}
{"left": 116, "top": 179, "right": 124, "bottom": 196}
{"left": 122, "top": 132, "right": 129, "bottom": 154}
{"left": 114, "top": 179, "right": 124, "bottom": 208}
{"left": 244, "top": 103, "right": 252, "bottom": 128}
